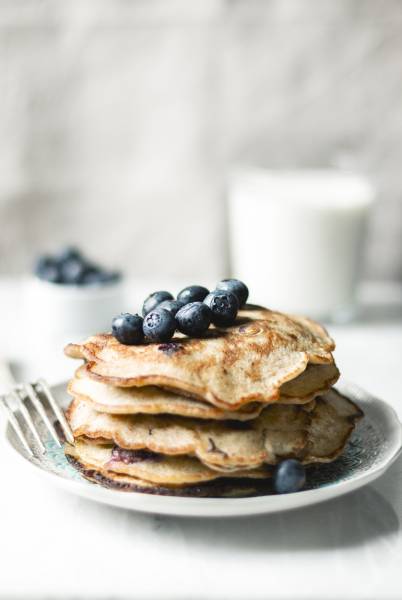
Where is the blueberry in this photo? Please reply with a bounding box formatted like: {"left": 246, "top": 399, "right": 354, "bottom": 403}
{"left": 142, "top": 291, "right": 173, "bottom": 316}
{"left": 100, "top": 270, "right": 121, "bottom": 284}
{"left": 80, "top": 265, "right": 103, "bottom": 285}
{"left": 143, "top": 309, "right": 176, "bottom": 343}
{"left": 57, "top": 246, "right": 83, "bottom": 264}
{"left": 157, "top": 299, "right": 185, "bottom": 316}
{"left": 82, "top": 267, "right": 121, "bottom": 286}
{"left": 203, "top": 291, "right": 238, "bottom": 326}
{"left": 216, "top": 279, "right": 249, "bottom": 307}
{"left": 34, "top": 256, "right": 61, "bottom": 283}
{"left": 59, "top": 258, "right": 87, "bottom": 285}
{"left": 177, "top": 285, "right": 209, "bottom": 305}
{"left": 176, "top": 302, "right": 212, "bottom": 336}
{"left": 112, "top": 313, "right": 144, "bottom": 345}
{"left": 35, "top": 247, "right": 121, "bottom": 287}
{"left": 273, "top": 459, "right": 306, "bottom": 494}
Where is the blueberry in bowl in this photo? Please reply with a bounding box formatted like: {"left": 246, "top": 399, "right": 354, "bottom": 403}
{"left": 59, "top": 256, "right": 87, "bottom": 285}
{"left": 57, "top": 246, "right": 83, "bottom": 264}
{"left": 28, "top": 247, "right": 125, "bottom": 341}
{"left": 34, "top": 246, "right": 122, "bottom": 287}
{"left": 81, "top": 267, "right": 121, "bottom": 286}
{"left": 34, "top": 256, "right": 61, "bottom": 284}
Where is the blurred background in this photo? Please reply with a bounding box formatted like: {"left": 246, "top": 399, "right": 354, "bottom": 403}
{"left": 2, "top": 7, "right": 402, "bottom": 599}
{"left": 1, "top": 0, "right": 402, "bottom": 284}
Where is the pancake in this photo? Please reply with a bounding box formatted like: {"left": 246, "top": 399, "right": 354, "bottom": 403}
{"left": 64, "top": 439, "right": 271, "bottom": 486}
{"left": 279, "top": 363, "right": 339, "bottom": 403}
{"left": 66, "top": 389, "right": 362, "bottom": 473}
{"left": 69, "top": 365, "right": 263, "bottom": 421}
{"left": 70, "top": 360, "right": 338, "bottom": 420}
{"left": 64, "top": 305, "right": 336, "bottom": 410}
{"left": 66, "top": 455, "right": 274, "bottom": 497}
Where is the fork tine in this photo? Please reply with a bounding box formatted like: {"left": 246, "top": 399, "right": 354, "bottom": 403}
{"left": 0, "top": 395, "right": 33, "bottom": 457}
{"left": 36, "top": 379, "right": 75, "bottom": 445}
{"left": 11, "top": 390, "right": 46, "bottom": 453}
{"left": 23, "top": 383, "right": 62, "bottom": 447}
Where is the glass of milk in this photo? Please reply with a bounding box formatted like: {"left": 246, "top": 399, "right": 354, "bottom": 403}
{"left": 228, "top": 169, "right": 375, "bottom": 321}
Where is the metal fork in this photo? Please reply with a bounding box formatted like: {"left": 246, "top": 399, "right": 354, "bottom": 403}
{"left": 0, "top": 377, "right": 74, "bottom": 457}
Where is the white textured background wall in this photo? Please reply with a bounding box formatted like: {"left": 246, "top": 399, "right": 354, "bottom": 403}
{"left": 0, "top": 0, "right": 402, "bottom": 281}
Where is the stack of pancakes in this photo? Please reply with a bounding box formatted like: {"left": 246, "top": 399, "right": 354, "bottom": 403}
{"left": 64, "top": 306, "right": 363, "bottom": 497}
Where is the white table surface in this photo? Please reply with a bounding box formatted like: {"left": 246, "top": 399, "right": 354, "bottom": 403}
{"left": 1, "top": 279, "right": 402, "bottom": 600}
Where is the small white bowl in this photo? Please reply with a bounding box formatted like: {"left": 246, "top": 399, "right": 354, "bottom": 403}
{"left": 23, "top": 276, "right": 126, "bottom": 346}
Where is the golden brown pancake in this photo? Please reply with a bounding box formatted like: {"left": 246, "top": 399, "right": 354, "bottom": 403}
{"left": 69, "top": 360, "right": 338, "bottom": 421}
{"left": 64, "top": 439, "right": 271, "bottom": 486}
{"left": 66, "top": 389, "right": 362, "bottom": 473}
{"left": 65, "top": 305, "right": 336, "bottom": 410}
{"left": 69, "top": 365, "right": 264, "bottom": 421}
{"left": 279, "top": 363, "right": 339, "bottom": 403}
{"left": 66, "top": 454, "right": 274, "bottom": 497}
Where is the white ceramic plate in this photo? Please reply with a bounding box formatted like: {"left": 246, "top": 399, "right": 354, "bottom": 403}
{"left": 3, "top": 381, "right": 402, "bottom": 518}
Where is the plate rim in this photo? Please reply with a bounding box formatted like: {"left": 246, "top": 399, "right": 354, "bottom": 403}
{"left": 3, "top": 381, "right": 402, "bottom": 518}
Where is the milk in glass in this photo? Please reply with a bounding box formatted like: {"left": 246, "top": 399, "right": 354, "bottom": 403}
{"left": 228, "top": 169, "right": 374, "bottom": 319}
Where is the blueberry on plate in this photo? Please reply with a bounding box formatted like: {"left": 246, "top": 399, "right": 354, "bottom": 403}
{"left": 273, "top": 459, "right": 306, "bottom": 494}
{"left": 177, "top": 285, "right": 209, "bottom": 305}
{"left": 143, "top": 308, "right": 176, "bottom": 342}
{"left": 203, "top": 290, "right": 238, "bottom": 326}
{"left": 112, "top": 313, "right": 144, "bottom": 345}
{"left": 142, "top": 291, "right": 173, "bottom": 316}
{"left": 216, "top": 279, "right": 249, "bottom": 307}
{"left": 157, "top": 299, "right": 185, "bottom": 316}
{"left": 176, "top": 302, "right": 212, "bottom": 336}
